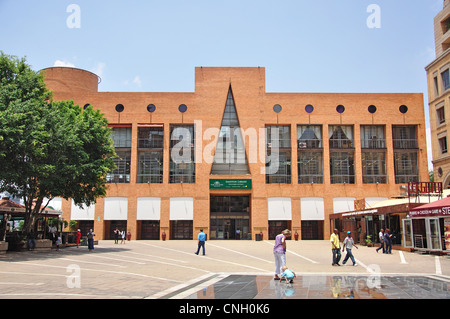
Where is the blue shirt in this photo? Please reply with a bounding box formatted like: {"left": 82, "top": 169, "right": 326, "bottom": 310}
{"left": 198, "top": 232, "right": 206, "bottom": 241}
{"left": 282, "top": 269, "right": 295, "bottom": 279}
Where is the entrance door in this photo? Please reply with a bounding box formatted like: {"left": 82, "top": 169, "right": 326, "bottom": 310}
{"left": 210, "top": 195, "right": 250, "bottom": 240}
{"left": 427, "top": 218, "right": 442, "bottom": 250}
{"left": 402, "top": 219, "right": 413, "bottom": 248}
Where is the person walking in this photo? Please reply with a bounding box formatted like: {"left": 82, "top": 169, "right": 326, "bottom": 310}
{"left": 342, "top": 231, "right": 358, "bottom": 266}
{"left": 27, "top": 230, "right": 36, "bottom": 251}
{"left": 376, "top": 228, "right": 385, "bottom": 253}
{"left": 114, "top": 227, "right": 119, "bottom": 244}
{"left": 384, "top": 228, "right": 393, "bottom": 254}
{"left": 330, "top": 228, "right": 341, "bottom": 266}
{"left": 195, "top": 229, "right": 207, "bottom": 255}
{"left": 87, "top": 229, "right": 95, "bottom": 252}
{"left": 120, "top": 229, "right": 126, "bottom": 244}
{"left": 273, "top": 229, "right": 291, "bottom": 280}
{"left": 75, "top": 229, "right": 82, "bottom": 248}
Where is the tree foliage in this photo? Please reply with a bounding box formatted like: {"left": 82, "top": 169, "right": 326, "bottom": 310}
{"left": 0, "top": 52, "right": 116, "bottom": 233}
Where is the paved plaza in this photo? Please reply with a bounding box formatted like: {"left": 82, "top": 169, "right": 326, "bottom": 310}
{"left": 0, "top": 239, "right": 449, "bottom": 299}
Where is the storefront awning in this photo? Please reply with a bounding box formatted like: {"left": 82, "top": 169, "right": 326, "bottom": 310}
{"left": 409, "top": 196, "right": 450, "bottom": 218}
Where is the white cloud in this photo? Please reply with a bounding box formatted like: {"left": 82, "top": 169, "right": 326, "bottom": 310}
{"left": 91, "top": 62, "right": 106, "bottom": 78}
{"left": 123, "top": 75, "right": 143, "bottom": 89}
{"left": 53, "top": 59, "right": 76, "bottom": 67}
{"left": 132, "top": 76, "right": 142, "bottom": 88}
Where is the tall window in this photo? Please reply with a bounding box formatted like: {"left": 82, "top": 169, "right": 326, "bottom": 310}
{"left": 211, "top": 88, "right": 250, "bottom": 175}
{"left": 329, "top": 125, "right": 353, "bottom": 149}
{"left": 442, "top": 69, "right": 450, "bottom": 91}
{"left": 266, "top": 125, "right": 291, "bottom": 184}
{"left": 362, "top": 152, "right": 387, "bottom": 184}
{"left": 330, "top": 152, "right": 355, "bottom": 184}
{"left": 297, "top": 125, "right": 323, "bottom": 183}
{"left": 392, "top": 125, "right": 418, "bottom": 149}
{"left": 107, "top": 127, "right": 131, "bottom": 183}
{"left": 169, "top": 124, "right": 195, "bottom": 183}
{"left": 137, "top": 126, "right": 163, "bottom": 183}
{"left": 360, "top": 125, "right": 385, "bottom": 149}
{"left": 329, "top": 125, "right": 355, "bottom": 184}
{"left": 437, "top": 106, "right": 446, "bottom": 125}
{"left": 439, "top": 136, "right": 448, "bottom": 154}
{"left": 393, "top": 152, "right": 419, "bottom": 184}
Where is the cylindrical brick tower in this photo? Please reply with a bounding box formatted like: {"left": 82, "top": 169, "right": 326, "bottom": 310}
{"left": 41, "top": 67, "right": 100, "bottom": 93}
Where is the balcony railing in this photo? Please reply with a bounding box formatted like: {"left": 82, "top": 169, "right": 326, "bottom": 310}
{"left": 266, "top": 175, "right": 292, "bottom": 184}
{"left": 138, "top": 138, "right": 164, "bottom": 149}
{"left": 361, "top": 138, "right": 386, "bottom": 149}
{"left": 363, "top": 175, "right": 387, "bottom": 184}
{"left": 395, "top": 175, "right": 419, "bottom": 184}
{"left": 329, "top": 139, "right": 353, "bottom": 149}
{"left": 137, "top": 174, "right": 163, "bottom": 183}
{"left": 297, "top": 139, "right": 322, "bottom": 149}
{"left": 330, "top": 175, "right": 355, "bottom": 184}
{"left": 393, "top": 139, "right": 418, "bottom": 149}
{"left": 106, "top": 174, "right": 130, "bottom": 183}
{"left": 298, "top": 175, "right": 323, "bottom": 184}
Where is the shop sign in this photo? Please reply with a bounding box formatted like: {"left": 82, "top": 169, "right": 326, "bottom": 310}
{"left": 409, "top": 207, "right": 450, "bottom": 218}
{"left": 209, "top": 179, "right": 252, "bottom": 190}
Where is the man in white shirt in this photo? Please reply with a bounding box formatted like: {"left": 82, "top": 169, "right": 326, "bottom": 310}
{"left": 342, "top": 231, "right": 358, "bottom": 266}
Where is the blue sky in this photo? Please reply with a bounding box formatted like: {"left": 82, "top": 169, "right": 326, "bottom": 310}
{"left": 0, "top": 0, "right": 443, "bottom": 169}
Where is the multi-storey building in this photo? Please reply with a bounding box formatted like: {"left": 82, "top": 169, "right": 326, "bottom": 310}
{"left": 42, "top": 66, "right": 428, "bottom": 240}
{"left": 426, "top": 0, "right": 450, "bottom": 188}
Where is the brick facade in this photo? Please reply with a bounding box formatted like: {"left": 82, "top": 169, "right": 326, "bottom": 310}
{"left": 42, "top": 66, "right": 428, "bottom": 240}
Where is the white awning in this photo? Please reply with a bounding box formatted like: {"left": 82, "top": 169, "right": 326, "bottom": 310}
{"left": 104, "top": 197, "right": 128, "bottom": 220}
{"left": 268, "top": 197, "right": 292, "bottom": 221}
{"left": 137, "top": 197, "right": 161, "bottom": 220}
{"left": 70, "top": 200, "right": 95, "bottom": 221}
{"left": 301, "top": 197, "right": 324, "bottom": 221}
{"left": 170, "top": 197, "right": 193, "bottom": 220}
{"left": 333, "top": 197, "right": 356, "bottom": 214}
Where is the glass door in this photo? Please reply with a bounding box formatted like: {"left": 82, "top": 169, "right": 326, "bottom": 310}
{"left": 402, "top": 219, "right": 413, "bottom": 248}
{"left": 427, "top": 218, "right": 442, "bottom": 251}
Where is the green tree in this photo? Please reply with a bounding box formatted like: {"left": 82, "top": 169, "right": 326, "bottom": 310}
{"left": 0, "top": 52, "right": 116, "bottom": 234}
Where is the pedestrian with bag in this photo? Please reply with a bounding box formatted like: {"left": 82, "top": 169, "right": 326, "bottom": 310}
{"left": 273, "top": 229, "right": 291, "bottom": 280}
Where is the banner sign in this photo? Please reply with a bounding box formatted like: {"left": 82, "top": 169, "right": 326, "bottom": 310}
{"left": 409, "top": 206, "right": 450, "bottom": 218}
{"left": 209, "top": 179, "right": 252, "bottom": 190}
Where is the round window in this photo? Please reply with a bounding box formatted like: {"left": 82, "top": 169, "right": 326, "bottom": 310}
{"left": 115, "top": 104, "right": 124, "bottom": 113}
{"left": 305, "top": 104, "right": 314, "bottom": 113}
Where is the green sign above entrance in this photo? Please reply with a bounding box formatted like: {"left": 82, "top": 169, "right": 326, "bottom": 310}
{"left": 209, "top": 179, "right": 252, "bottom": 190}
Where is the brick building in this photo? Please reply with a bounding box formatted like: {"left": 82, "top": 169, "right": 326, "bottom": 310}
{"left": 42, "top": 66, "right": 428, "bottom": 240}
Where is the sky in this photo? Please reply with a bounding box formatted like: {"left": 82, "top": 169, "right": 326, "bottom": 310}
{"left": 0, "top": 0, "right": 443, "bottom": 170}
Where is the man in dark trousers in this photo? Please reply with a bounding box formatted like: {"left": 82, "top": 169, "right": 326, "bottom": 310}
{"left": 195, "top": 229, "right": 206, "bottom": 256}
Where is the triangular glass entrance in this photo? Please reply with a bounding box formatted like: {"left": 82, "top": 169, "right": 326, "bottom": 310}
{"left": 211, "top": 88, "right": 250, "bottom": 175}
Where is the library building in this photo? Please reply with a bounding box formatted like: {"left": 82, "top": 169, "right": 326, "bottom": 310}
{"left": 42, "top": 66, "right": 429, "bottom": 241}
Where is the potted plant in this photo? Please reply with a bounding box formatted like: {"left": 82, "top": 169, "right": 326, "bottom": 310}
{"left": 365, "top": 235, "right": 373, "bottom": 247}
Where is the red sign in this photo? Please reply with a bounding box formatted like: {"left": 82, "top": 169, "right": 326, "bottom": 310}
{"left": 408, "top": 182, "right": 443, "bottom": 196}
